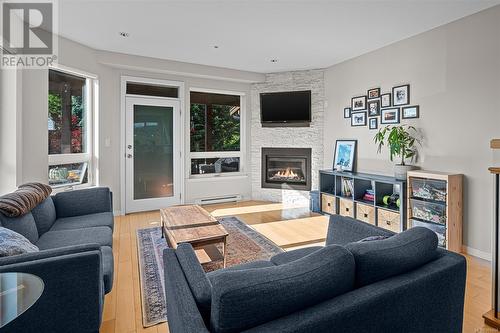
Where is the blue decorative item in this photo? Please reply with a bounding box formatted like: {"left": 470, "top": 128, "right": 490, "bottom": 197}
{"left": 333, "top": 140, "right": 357, "bottom": 172}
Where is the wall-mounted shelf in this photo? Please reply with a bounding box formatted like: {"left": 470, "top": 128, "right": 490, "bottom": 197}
{"left": 319, "top": 170, "right": 407, "bottom": 232}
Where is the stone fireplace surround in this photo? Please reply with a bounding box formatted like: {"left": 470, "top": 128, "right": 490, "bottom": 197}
{"left": 250, "top": 70, "right": 325, "bottom": 205}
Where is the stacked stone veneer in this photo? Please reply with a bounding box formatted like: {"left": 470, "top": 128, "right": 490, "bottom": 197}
{"left": 250, "top": 70, "right": 324, "bottom": 205}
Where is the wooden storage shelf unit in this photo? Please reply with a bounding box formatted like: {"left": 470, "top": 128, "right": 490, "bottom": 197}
{"left": 319, "top": 170, "right": 407, "bottom": 232}
{"left": 407, "top": 170, "right": 463, "bottom": 253}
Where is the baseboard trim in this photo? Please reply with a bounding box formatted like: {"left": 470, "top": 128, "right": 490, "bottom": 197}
{"left": 113, "top": 210, "right": 124, "bottom": 216}
{"left": 462, "top": 245, "right": 492, "bottom": 261}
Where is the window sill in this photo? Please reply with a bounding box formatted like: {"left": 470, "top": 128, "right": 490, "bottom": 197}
{"left": 50, "top": 183, "right": 93, "bottom": 194}
{"left": 187, "top": 173, "right": 249, "bottom": 182}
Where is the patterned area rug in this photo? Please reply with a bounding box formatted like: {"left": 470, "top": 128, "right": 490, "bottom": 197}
{"left": 136, "top": 216, "right": 283, "bottom": 327}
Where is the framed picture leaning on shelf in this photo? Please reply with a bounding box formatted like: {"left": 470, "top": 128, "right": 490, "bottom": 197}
{"left": 333, "top": 139, "right": 357, "bottom": 172}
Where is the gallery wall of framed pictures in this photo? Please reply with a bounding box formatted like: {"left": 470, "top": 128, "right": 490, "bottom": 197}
{"left": 343, "top": 84, "right": 419, "bottom": 130}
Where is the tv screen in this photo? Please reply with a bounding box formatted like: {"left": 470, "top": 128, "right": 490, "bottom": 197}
{"left": 260, "top": 90, "right": 311, "bottom": 124}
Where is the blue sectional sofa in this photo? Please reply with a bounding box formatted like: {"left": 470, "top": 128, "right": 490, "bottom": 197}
{"left": 163, "top": 215, "right": 466, "bottom": 333}
{"left": 0, "top": 187, "right": 114, "bottom": 333}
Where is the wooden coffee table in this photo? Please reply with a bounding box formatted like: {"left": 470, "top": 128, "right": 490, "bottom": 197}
{"left": 160, "top": 205, "right": 228, "bottom": 267}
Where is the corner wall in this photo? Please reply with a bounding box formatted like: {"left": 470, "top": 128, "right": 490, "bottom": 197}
{"left": 323, "top": 5, "right": 500, "bottom": 258}
{"left": 251, "top": 70, "right": 324, "bottom": 205}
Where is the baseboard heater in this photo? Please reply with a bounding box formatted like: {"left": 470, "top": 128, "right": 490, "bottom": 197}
{"left": 195, "top": 195, "right": 242, "bottom": 205}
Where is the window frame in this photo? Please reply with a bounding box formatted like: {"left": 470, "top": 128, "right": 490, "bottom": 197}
{"left": 188, "top": 87, "right": 246, "bottom": 179}
{"left": 48, "top": 65, "right": 98, "bottom": 190}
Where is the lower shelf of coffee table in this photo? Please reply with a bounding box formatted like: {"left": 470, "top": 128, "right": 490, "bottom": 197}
{"left": 194, "top": 244, "right": 224, "bottom": 264}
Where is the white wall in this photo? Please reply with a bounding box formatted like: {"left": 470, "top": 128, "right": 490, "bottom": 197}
{"left": 323, "top": 5, "right": 500, "bottom": 258}
{"left": 6, "top": 36, "right": 264, "bottom": 213}
{"left": 0, "top": 68, "right": 22, "bottom": 193}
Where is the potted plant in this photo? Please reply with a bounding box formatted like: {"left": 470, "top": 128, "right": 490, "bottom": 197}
{"left": 374, "top": 125, "right": 421, "bottom": 180}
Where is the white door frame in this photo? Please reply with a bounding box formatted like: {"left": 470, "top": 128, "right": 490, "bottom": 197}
{"left": 120, "top": 76, "right": 185, "bottom": 214}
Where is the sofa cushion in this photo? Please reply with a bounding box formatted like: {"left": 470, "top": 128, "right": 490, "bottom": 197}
{"left": 326, "top": 215, "right": 395, "bottom": 246}
{"left": 0, "top": 182, "right": 51, "bottom": 217}
{"left": 101, "top": 246, "right": 114, "bottom": 294}
{"left": 31, "top": 197, "right": 57, "bottom": 236}
{"left": 50, "top": 212, "right": 114, "bottom": 232}
{"left": 36, "top": 226, "right": 112, "bottom": 250}
{"left": 175, "top": 243, "right": 212, "bottom": 321}
{"left": 0, "top": 227, "right": 39, "bottom": 257}
{"left": 210, "top": 245, "right": 355, "bottom": 333}
{"left": 0, "top": 212, "right": 39, "bottom": 244}
{"left": 270, "top": 246, "right": 322, "bottom": 265}
{"left": 53, "top": 187, "right": 112, "bottom": 218}
{"left": 207, "top": 260, "right": 276, "bottom": 285}
{"left": 345, "top": 226, "right": 438, "bottom": 287}
{"left": 175, "top": 244, "right": 212, "bottom": 306}
{"left": 357, "top": 235, "right": 391, "bottom": 242}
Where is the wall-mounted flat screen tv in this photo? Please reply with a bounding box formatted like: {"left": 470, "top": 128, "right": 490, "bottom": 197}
{"left": 260, "top": 90, "right": 311, "bottom": 127}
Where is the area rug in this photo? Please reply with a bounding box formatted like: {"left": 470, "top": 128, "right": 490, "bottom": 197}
{"left": 136, "top": 216, "right": 283, "bottom": 327}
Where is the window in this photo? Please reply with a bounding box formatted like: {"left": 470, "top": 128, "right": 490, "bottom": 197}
{"left": 48, "top": 68, "right": 95, "bottom": 187}
{"left": 190, "top": 91, "right": 243, "bottom": 176}
{"left": 126, "top": 82, "right": 178, "bottom": 98}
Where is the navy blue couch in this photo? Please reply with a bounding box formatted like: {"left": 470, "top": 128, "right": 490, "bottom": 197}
{"left": 0, "top": 187, "right": 114, "bottom": 333}
{"left": 163, "top": 215, "right": 466, "bottom": 333}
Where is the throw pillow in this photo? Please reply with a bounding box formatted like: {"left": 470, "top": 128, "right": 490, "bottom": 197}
{"left": 0, "top": 183, "right": 52, "bottom": 217}
{"left": 0, "top": 227, "right": 39, "bottom": 257}
{"left": 357, "top": 235, "right": 391, "bottom": 242}
{"left": 346, "top": 227, "right": 438, "bottom": 287}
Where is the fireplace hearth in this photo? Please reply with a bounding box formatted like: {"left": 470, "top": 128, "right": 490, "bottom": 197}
{"left": 261, "top": 148, "right": 311, "bottom": 190}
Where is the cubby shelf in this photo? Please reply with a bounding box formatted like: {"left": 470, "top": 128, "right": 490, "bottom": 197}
{"left": 319, "top": 169, "right": 407, "bottom": 233}
{"left": 407, "top": 170, "right": 463, "bottom": 252}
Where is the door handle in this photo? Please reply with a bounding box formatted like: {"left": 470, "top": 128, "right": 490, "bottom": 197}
{"left": 127, "top": 154, "right": 133, "bottom": 159}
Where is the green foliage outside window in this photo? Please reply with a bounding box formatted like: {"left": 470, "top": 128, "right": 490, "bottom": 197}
{"left": 190, "top": 103, "right": 240, "bottom": 152}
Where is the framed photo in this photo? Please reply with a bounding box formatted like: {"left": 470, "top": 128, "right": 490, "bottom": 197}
{"left": 402, "top": 105, "right": 420, "bottom": 119}
{"left": 367, "top": 88, "right": 380, "bottom": 99}
{"left": 367, "top": 100, "right": 380, "bottom": 116}
{"left": 333, "top": 139, "right": 357, "bottom": 172}
{"left": 351, "top": 111, "right": 367, "bottom": 127}
{"left": 392, "top": 84, "right": 410, "bottom": 106}
{"left": 369, "top": 117, "right": 378, "bottom": 130}
{"left": 381, "top": 93, "right": 391, "bottom": 107}
{"left": 380, "top": 108, "right": 400, "bottom": 124}
{"left": 351, "top": 95, "right": 367, "bottom": 111}
{"left": 343, "top": 107, "right": 351, "bottom": 118}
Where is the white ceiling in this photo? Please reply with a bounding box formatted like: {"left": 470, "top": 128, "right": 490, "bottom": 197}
{"left": 59, "top": 0, "right": 500, "bottom": 73}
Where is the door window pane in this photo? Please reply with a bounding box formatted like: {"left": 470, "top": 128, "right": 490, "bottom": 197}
{"left": 134, "top": 105, "right": 174, "bottom": 200}
{"left": 190, "top": 92, "right": 240, "bottom": 152}
{"left": 48, "top": 70, "right": 87, "bottom": 154}
{"left": 191, "top": 157, "right": 240, "bottom": 175}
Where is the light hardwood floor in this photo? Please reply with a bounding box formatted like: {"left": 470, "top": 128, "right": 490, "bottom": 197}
{"left": 100, "top": 200, "right": 493, "bottom": 333}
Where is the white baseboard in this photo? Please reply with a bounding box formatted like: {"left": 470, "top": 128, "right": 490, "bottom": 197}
{"left": 462, "top": 245, "right": 492, "bottom": 262}
{"left": 113, "top": 210, "right": 124, "bottom": 216}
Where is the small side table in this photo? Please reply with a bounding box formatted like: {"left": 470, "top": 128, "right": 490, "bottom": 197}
{"left": 0, "top": 272, "right": 44, "bottom": 328}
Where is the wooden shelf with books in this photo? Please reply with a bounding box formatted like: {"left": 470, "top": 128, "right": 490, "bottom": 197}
{"left": 319, "top": 170, "right": 407, "bottom": 232}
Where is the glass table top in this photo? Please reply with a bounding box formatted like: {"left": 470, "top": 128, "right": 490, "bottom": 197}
{"left": 0, "top": 272, "right": 44, "bottom": 328}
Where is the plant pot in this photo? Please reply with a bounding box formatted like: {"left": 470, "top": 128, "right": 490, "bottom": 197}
{"left": 394, "top": 164, "right": 416, "bottom": 180}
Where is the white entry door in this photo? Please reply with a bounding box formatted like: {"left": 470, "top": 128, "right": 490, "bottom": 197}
{"left": 125, "top": 96, "right": 181, "bottom": 213}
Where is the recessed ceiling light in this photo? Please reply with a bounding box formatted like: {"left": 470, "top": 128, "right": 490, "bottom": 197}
{"left": 119, "top": 32, "right": 130, "bottom": 38}
{"left": 270, "top": 59, "right": 279, "bottom": 63}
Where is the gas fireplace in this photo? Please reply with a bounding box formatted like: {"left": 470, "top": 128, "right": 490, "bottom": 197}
{"left": 261, "top": 147, "right": 311, "bottom": 190}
